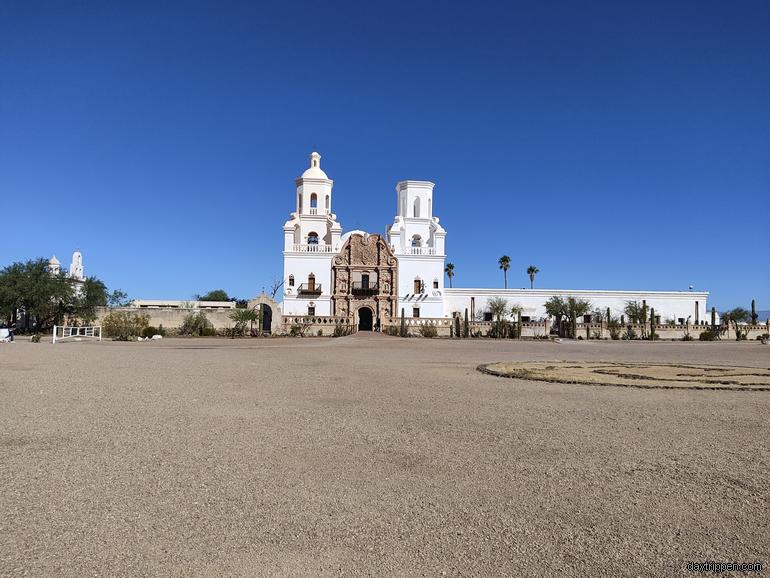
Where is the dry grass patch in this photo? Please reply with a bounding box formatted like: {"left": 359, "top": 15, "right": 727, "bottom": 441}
{"left": 478, "top": 361, "right": 770, "bottom": 391}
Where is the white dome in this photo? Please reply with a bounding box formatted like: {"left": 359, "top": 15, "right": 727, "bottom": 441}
{"left": 49, "top": 255, "right": 60, "bottom": 265}
{"left": 300, "top": 151, "right": 328, "bottom": 179}
{"left": 340, "top": 230, "right": 368, "bottom": 243}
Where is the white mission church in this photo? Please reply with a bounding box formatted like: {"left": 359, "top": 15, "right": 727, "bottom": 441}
{"left": 282, "top": 152, "right": 708, "bottom": 330}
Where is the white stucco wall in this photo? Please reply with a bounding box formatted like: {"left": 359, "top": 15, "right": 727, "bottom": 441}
{"left": 282, "top": 253, "right": 334, "bottom": 315}
{"left": 443, "top": 288, "right": 710, "bottom": 323}
{"left": 396, "top": 256, "right": 445, "bottom": 317}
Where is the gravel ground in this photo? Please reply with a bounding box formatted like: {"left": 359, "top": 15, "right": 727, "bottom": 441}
{"left": 1, "top": 336, "right": 768, "bottom": 577}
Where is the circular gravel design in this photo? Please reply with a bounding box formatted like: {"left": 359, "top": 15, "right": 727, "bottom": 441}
{"left": 478, "top": 361, "right": 770, "bottom": 391}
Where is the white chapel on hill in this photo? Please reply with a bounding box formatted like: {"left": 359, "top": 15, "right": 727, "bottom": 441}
{"left": 281, "top": 152, "right": 708, "bottom": 330}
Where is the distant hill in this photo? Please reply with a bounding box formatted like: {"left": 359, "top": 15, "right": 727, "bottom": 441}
{"left": 756, "top": 310, "right": 770, "bottom": 322}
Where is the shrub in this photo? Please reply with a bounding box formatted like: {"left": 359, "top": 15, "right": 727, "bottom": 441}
{"left": 289, "top": 324, "right": 302, "bottom": 337}
{"left": 102, "top": 310, "right": 150, "bottom": 340}
{"left": 142, "top": 326, "right": 158, "bottom": 338}
{"left": 418, "top": 323, "right": 438, "bottom": 338}
{"left": 333, "top": 324, "right": 352, "bottom": 337}
{"left": 757, "top": 333, "right": 770, "bottom": 341}
{"left": 317, "top": 329, "right": 323, "bottom": 337}
{"left": 179, "top": 312, "right": 215, "bottom": 336}
{"left": 383, "top": 325, "right": 400, "bottom": 336}
{"left": 622, "top": 327, "right": 637, "bottom": 340}
{"left": 681, "top": 334, "right": 694, "bottom": 341}
{"left": 30, "top": 334, "right": 41, "bottom": 343}
{"left": 699, "top": 329, "right": 718, "bottom": 341}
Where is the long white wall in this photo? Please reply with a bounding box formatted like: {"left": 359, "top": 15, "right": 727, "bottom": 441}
{"left": 444, "top": 288, "right": 710, "bottom": 323}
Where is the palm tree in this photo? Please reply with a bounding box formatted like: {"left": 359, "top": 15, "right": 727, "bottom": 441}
{"left": 444, "top": 263, "right": 455, "bottom": 288}
{"left": 526, "top": 265, "right": 539, "bottom": 289}
{"left": 498, "top": 255, "right": 511, "bottom": 289}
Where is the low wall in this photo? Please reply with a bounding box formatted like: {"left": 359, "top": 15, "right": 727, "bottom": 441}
{"left": 281, "top": 315, "right": 353, "bottom": 336}
{"left": 93, "top": 307, "right": 269, "bottom": 334}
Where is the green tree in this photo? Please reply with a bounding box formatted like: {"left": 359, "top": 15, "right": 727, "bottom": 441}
{"left": 0, "top": 258, "right": 74, "bottom": 331}
{"left": 526, "top": 265, "right": 539, "bottom": 289}
{"left": 76, "top": 277, "right": 108, "bottom": 324}
{"left": 721, "top": 307, "right": 751, "bottom": 341}
{"left": 107, "top": 289, "right": 131, "bottom": 307}
{"left": 229, "top": 308, "right": 257, "bottom": 337}
{"left": 197, "top": 289, "right": 231, "bottom": 302}
{"left": 498, "top": 255, "right": 511, "bottom": 289}
{"left": 623, "top": 301, "right": 648, "bottom": 324}
{"left": 444, "top": 262, "right": 455, "bottom": 288}
{"left": 544, "top": 296, "right": 592, "bottom": 338}
{"left": 487, "top": 296, "right": 509, "bottom": 338}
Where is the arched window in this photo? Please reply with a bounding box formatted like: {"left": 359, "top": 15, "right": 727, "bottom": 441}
{"left": 307, "top": 232, "right": 319, "bottom": 245}
{"left": 310, "top": 193, "right": 317, "bottom": 208}
{"left": 411, "top": 235, "right": 422, "bottom": 247}
{"left": 288, "top": 275, "right": 294, "bottom": 287}
{"left": 325, "top": 195, "right": 330, "bottom": 210}
{"left": 298, "top": 193, "right": 302, "bottom": 212}
{"left": 413, "top": 197, "right": 420, "bottom": 218}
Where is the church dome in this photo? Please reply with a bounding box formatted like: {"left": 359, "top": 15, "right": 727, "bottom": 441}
{"left": 49, "top": 255, "right": 60, "bottom": 266}
{"left": 300, "top": 151, "right": 328, "bottom": 179}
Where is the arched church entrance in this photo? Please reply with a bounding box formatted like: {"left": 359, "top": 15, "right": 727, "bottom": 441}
{"left": 357, "top": 307, "right": 373, "bottom": 331}
{"left": 260, "top": 304, "right": 272, "bottom": 333}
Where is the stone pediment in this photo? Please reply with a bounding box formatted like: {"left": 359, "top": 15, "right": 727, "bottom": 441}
{"left": 331, "top": 233, "right": 399, "bottom": 320}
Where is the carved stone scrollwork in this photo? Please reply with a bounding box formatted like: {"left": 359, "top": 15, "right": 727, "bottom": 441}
{"left": 332, "top": 233, "right": 398, "bottom": 321}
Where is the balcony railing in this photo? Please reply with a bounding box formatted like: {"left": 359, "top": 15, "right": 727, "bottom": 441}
{"left": 351, "top": 282, "right": 379, "bottom": 297}
{"left": 297, "top": 283, "right": 322, "bottom": 296}
{"left": 291, "top": 244, "right": 335, "bottom": 253}
{"left": 396, "top": 246, "right": 437, "bottom": 256}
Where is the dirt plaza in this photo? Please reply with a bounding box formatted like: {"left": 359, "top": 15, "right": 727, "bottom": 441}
{"left": 2, "top": 336, "right": 768, "bottom": 576}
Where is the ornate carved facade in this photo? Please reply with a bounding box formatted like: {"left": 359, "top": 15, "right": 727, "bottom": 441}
{"left": 332, "top": 233, "right": 398, "bottom": 323}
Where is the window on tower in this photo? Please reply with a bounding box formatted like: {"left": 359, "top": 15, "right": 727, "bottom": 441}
{"left": 308, "top": 232, "right": 319, "bottom": 245}
{"left": 413, "top": 197, "right": 420, "bottom": 218}
{"left": 288, "top": 275, "right": 294, "bottom": 287}
{"left": 310, "top": 193, "right": 318, "bottom": 209}
{"left": 411, "top": 235, "right": 422, "bottom": 247}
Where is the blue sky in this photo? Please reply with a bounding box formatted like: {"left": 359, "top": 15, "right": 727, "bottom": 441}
{"left": 1, "top": 0, "right": 768, "bottom": 310}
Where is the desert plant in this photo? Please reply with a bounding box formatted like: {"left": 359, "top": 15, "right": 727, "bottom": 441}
{"left": 418, "top": 323, "right": 438, "bottom": 338}
{"left": 383, "top": 325, "right": 400, "bottom": 336}
{"left": 463, "top": 308, "right": 470, "bottom": 338}
{"left": 699, "top": 329, "right": 718, "bottom": 341}
{"left": 179, "top": 311, "right": 215, "bottom": 336}
{"left": 721, "top": 307, "right": 751, "bottom": 341}
{"left": 751, "top": 299, "right": 758, "bottom": 325}
{"left": 30, "top": 334, "right": 41, "bottom": 343}
{"left": 526, "top": 265, "right": 539, "bottom": 289}
{"left": 622, "top": 327, "right": 637, "bottom": 340}
{"left": 333, "top": 324, "right": 352, "bottom": 337}
{"left": 445, "top": 263, "right": 455, "bottom": 288}
{"left": 399, "top": 308, "right": 407, "bottom": 337}
{"left": 544, "top": 296, "right": 592, "bottom": 338}
{"left": 454, "top": 315, "right": 461, "bottom": 338}
{"left": 229, "top": 308, "right": 257, "bottom": 337}
{"left": 498, "top": 255, "right": 511, "bottom": 288}
{"left": 487, "top": 296, "right": 510, "bottom": 338}
{"left": 102, "top": 310, "right": 150, "bottom": 340}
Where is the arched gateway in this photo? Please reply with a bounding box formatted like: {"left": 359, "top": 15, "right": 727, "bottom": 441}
{"left": 357, "top": 306, "right": 373, "bottom": 331}
{"left": 332, "top": 233, "right": 398, "bottom": 330}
